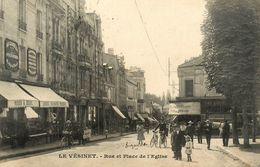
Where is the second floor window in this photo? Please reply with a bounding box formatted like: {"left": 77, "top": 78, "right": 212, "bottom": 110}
{"left": 19, "top": 0, "right": 26, "bottom": 30}
{"left": 0, "top": 0, "right": 4, "bottom": 19}
{"left": 185, "top": 80, "right": 194, "bottom": 97}
{"left": 36, "top": 10, "right": 42, "bottom": 31}
{"left": 19, "top": 0, "right": 26, "bottom": 22}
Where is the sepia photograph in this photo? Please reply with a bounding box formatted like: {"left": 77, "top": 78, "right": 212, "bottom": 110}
{"left": 0, "top": 0, "right": 260, "bottom": 166}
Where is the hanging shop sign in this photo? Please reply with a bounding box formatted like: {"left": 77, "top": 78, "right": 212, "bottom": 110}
{"left": 5, "top": 39, "right": 19, "bottom": 71}
{"left": 27, "top": 48, "right": 37, "bottom": 76}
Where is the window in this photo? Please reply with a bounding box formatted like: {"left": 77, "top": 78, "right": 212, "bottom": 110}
{"left": 18, "top": 0, "right": 26, "bottom": 31}
{"left": 36, "top": 10, "right": 43, "bottom": 39}
{"left": 0, "top": 0, "right": 4, "bottom": 19}
{"left": 185, "top": 80, "right": 193, "bottom": 97}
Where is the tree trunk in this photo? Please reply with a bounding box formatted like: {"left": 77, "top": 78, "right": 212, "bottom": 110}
{"left": 231, "top": 107, "right": 239, "bottom": 145}
{"left": 242, "top": 107, "right": 250, "bottom": 148}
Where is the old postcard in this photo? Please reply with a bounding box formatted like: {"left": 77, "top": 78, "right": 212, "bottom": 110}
{"left": 0, "top": 0, "right": 259, "bottom": 167}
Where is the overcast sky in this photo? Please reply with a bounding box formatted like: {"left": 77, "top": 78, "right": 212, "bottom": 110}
{"left": 85, "top": 0, "right": 206, "bottom": 97}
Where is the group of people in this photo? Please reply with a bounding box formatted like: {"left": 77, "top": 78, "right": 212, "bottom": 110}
{"left": 135, "top": 119, "right": 231, "bottom": 162}
{"left": 171, "top": 119, "right": 231, "bottom": 161}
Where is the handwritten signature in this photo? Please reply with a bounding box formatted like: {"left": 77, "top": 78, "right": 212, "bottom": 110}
{"left": 125, "top": 142, "right": 147, "bottom": 149}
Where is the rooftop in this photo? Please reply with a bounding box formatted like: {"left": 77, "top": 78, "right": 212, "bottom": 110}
{"left": 178, "top": 56, "right": 204, "bottom": 68}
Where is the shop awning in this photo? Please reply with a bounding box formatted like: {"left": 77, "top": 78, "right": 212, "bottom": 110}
{"left": 136, "top": 113, "right": 145, "bottom": 122}
{"left": 147, "top": 116, "right": 156, "bottom": 123}
{"left": 112, "top": 106, "right": 126, "bottom": 119}
{"left": 25, "top": 107, "right": 38, "bottom": 118}
{"left": 20, "top": 84, "right": 69, "bottom": 108}
{"left": 128, "top": 112, "right": 138, "bottom": 120}
{"left": 152, "top": 117, "right": 159, "bottom": 122}
{"left": 0, "top": 81, "right": 38, "bottom": 108}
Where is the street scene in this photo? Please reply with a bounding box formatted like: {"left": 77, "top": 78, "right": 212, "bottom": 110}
{"left": 0, "top": 0, "right": 260, "bottom": 167}
{"left": 0, "top": 133, "right": 255, "bottom": 167}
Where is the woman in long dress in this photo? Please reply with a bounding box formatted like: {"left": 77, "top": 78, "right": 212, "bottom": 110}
{"left": 137, "top": 124, "right": 145, "bottom": 145}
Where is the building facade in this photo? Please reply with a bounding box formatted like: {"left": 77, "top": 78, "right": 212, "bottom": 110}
{"left": 170, "top": 56, "right": 230, "bottom": 123}
{"left": 0, "top": 0, "right": 71, "bottom": 147}
{"left": 103, "top": 51, "right": 127, "bottom": 133}
{"left": 126, "top": 67, "right": 146, "bottom": 114}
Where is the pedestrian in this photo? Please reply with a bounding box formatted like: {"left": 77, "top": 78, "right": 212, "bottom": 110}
{"left": 78, "top": 124, "right": 85, "bottom": 145}
{"left": 137, "top": 124, "right": 145, "bottom": 145}
{"left": 186, "top": 121, "right": 195, "bottom": 148}
{"left": 174, "top": 124, "right": 185, "bottom": 160}
{"left": 196, "top": 121, "right": 203, "bottom": 144}
{"left": 185, "top": 135, "right": 193, "bottom": 162}
{"left": 171, "top": 123, "right": 178, "bottom": 158}
{"left": 219, "top": 121, "right": 224, "bottom": 138}
{"left": 222, "top": 120, "right": 230, "bottom": 147}
{"left": 204, "top": 120, "right": 212, "bottom": 150}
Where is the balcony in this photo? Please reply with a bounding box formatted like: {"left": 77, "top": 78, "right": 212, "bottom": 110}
{"left": 36, "top": 30, "right": 43, "bottom": 39}
{"left": 18, "top": 19, "right": 27, "bottom": 31}
{"left": 0, "top": 10, "right": 4, "bottom": 19}
{"left": 137, "top": 99, "right": 144, "bottom": 103}
{"left": 52, "top": 40, "right": 62, "bottom": 51}
{"left": 78, "top": 54, "right": 92, "bottom": 70}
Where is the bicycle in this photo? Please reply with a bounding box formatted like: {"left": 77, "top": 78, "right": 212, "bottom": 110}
{"left": 150, "top": 130, "right": 158, "bottom": 147}
{"left": 60, "top": 130, "right": 74, "bottom": 149}
{"left": 159, "top": 130, "right": 167, "bottom": 148}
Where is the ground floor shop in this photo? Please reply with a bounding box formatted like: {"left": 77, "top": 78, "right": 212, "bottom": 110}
{"left": 0, "top": 80, "right": 69, "bottom": 147}
{"left": 169, "top": 96, "right": 231, "bottom": 124}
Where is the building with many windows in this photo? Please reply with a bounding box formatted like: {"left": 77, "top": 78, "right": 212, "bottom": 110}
{"left": 0, "top": 0, "right": 70, "bottom": 147}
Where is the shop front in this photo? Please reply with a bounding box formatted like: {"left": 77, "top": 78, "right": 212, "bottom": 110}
{"left": 19, "top": 84, "right": 69, "bottom": 141}
{"left": 0, "top": 81, "right": 39, "bottom": 147}
{"left": 169, "top": 101, "right": 201, "bottom": 124}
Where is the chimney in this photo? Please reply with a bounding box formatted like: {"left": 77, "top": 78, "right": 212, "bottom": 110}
{"left": 108, "top": 48, "right": 114, "bottom": 55}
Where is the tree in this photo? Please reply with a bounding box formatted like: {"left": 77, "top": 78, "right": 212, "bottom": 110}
{"left": 201, "top": 0, "right": 260, "bottom": 147}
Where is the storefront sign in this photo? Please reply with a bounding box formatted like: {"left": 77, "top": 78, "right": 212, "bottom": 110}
{"left": 40, "top": 101, "right": 68, "bottom": 108}
{"left": 5, "top": 39, "right": 19, "bottom": 71}
{"left": 169, "top": 102, "right": 201, "bottom": 115}
{"left": 8, "top": 100, "right": 37, "bottom": 108}
{"left": 27, "top": 48, "right": 37, "bottom": 76}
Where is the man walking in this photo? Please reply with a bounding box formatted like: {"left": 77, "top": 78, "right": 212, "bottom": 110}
{"left": 222, "top": 120, "right": 230, "bottom": 147}
{"left": 174, "top": 124, "right": 185, "bottom": 160}
{"left": 196, "top": 121, "right": 203, "bottom": 144}
{"left": 204, "top": 120, "right": 212, "bottom": 150}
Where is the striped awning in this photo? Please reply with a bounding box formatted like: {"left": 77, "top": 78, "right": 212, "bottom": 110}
{"left": 136, "top": 113, "right": 145, "bottom": 122}
{"left": 112, "top": 106, "right": 126, "bottom": 119}
{"left": 0, "top": 81, "right": 38, "bottom": 108}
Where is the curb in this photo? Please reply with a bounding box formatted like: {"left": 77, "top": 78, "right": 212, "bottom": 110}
{"left": 216, "top": 146, "right": 251, "bottom": 167}
{"left": 0, "top": 132, "right": 135, "bottom": 161}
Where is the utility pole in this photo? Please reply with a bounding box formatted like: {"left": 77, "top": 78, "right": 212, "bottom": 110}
{"left": 168, "top": 57, "right": 178, "bottom": 98}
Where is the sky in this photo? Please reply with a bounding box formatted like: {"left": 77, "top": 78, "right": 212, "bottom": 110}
{"left": 85, "top": 0, "right": 206, "bottom": 97}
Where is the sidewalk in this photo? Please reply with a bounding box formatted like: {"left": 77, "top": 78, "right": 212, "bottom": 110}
{"left": 0, "top": 132, "right": 134, "bottom": 161}
{"left": 212, "top": 138, "right": 260, "bottom": 167}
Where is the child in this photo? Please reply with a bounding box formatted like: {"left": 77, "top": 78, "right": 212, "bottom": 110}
{"left": 185, "top": 135, "right": 192, "bottom": 162}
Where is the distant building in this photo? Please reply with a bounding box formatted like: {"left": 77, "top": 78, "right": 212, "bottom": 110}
{"left": 103, "top": 51, "right": 127, "bottom": 133}
{"left": 126, "top": 67, "right": 146, "bottom": 114}
{"left": 170, "top": 56, "right": 230, "bottom": 123}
